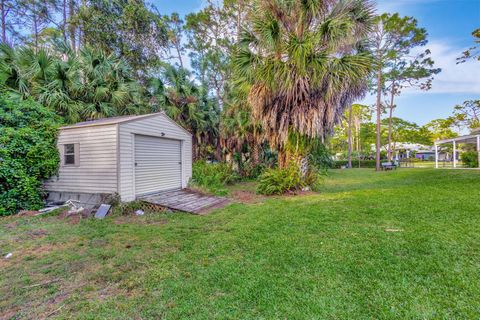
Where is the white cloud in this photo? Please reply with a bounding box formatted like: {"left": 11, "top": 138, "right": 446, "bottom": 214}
{"left": 404, "top": 41, "right": 480, "bottom": 95}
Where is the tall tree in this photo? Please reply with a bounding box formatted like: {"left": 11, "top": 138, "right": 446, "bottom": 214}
{"left": 234, "top": 0, "right": 374, "bottom": 168}
{"left": 345, "top": 104, "right": 371, "bottom": 167}
{"left": 457, "top": 28, "right": 480, "bottom": 64}
{"left": 165, "top": 13, "right": 185, "bottom": 68}
{"left": 185, "top": 1, "right": 237, "bottom": 108}
{"left": 17, "top": 0, "right": 58, "bottom": 51}
{"left": 370, "top": 13, "right": 440, "bottom": 167}
{"left": 452, "top": 100, "right": 480, "bottom": 131}
{"left": 423, "top": 118, "right": 457, "bottom": 141}
{"left": 347, "top": 104, "right": 353, "bottom": 168}
{"left": 76, "top": 0, "right": 168, "bottom": 78}
{"left": 154, "top": 64, "right": 220, "bottom": 160}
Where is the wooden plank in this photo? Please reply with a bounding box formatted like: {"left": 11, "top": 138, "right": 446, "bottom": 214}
{"left": 141, "top": 190, "right": 229, "bottom": 214}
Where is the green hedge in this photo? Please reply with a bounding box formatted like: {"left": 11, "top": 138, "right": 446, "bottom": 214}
{"left": 331, "top": 160, "right": 377, "bottom": 169}
{"left": 0, "top": 97, "right": 60, "bottom": 215}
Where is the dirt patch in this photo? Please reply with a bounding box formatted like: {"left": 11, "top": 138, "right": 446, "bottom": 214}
{"left": 17, "top": 210, "right": 40, "bottom": 217}
{"left": 113, "top": 214, "right": 169, "bottom": 225}
{"left": 281, "top": 190, "right": 317, "bottom": 198}
{"left": 230, "top": 190, "right": 264, "bottom": 203}
{"left": 0, "top": 307, "right": 21, "bottom": 320}
{"left": 3, "top": 221, "right": 18, "bottom": 230}
{"left": 25, "top": 229, "right": 48, "bottom": 239}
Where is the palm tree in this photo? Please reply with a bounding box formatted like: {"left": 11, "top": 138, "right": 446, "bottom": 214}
{"left": 0, "top": 43, "right": 145, "bottom": 123}
{"left": 157, "top": 65, "right": 220, "bottom": 160}
{"left": 221, "top": 84, "right": 264, "bottom": 169}
{"left": 234, "top": 0, "right": 374, "bottom": 168}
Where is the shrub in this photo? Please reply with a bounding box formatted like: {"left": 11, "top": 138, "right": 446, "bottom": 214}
{"left": 331, "top": 160, "right": 377, "bottom": 169}
{"left": 257, "top": 165, "right": 305, "bottom": 195}
{"left": 191, "top": 161, "right": 238, "bottom": 195}
{"left": 309, "top": 142, "right": 334, "bottom": 170}
{"left": 303, "top": 167, "right": 325, "bottom": 192}
{"left": 461, "top": 151, "right": 478, "bottom": 168}
{"left": 241, "top": 162, "right": 266, "bottom": 180}
{"left": 0, "top": 97, "right": 61, "bottom": 215}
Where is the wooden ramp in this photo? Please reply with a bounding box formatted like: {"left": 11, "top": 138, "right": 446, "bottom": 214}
{"left": 139, "top": 189, "right": 229, "bottom": 215}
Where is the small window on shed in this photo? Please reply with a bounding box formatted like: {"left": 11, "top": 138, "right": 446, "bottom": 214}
{"left": 63, "top": 143, "right": 79, "bottom": 166}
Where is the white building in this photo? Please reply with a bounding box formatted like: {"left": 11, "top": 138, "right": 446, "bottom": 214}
{"left": 434, "top": 130, "right": 480, "bottom": 169}
{"left": 44, "top": 112, "right": 192, "bottom": 203}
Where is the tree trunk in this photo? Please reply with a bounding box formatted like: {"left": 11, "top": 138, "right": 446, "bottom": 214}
{"left": 387, "top": 84, "right": 395, "bottom": 162}
{"left": 175, "top": 41, "right": 183, "bottom": 68}
{"left": 62, "top": 0, "right": 67, "bottom": 43}
{"left": 347, "top": 105, "right": 353, "bottom": 169}
{"left": 357, "top": 116, "right": 361, "bottom": 168}
{"left": 387, "top": 104, "right": 394, "bottom": 162}
{"left": 1, "top": 0, "right": 6, "bottom": 43}
{"left": 69, "top": 0, "right": 76, "bottom": 52}
{"left": 33, "top": 13, "right": 38, "bottom": 52}
{"left": 375, "top": 67, "right": 382, "bottom": 171}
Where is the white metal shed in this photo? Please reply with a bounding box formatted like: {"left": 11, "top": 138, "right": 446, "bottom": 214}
{"left": 44, "top": 112, "right": 192, "bottom": 202}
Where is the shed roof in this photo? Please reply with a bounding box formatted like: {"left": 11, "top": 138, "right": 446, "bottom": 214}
{"left": 61, "top": 113, "right": 162, "bottom": 129}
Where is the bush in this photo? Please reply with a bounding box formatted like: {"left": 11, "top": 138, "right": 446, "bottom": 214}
{"left": 309, "top": 143, "right": 334, "bottom": 170}
{"left": 461, "top": 151, "right": 478, "bottom": 168}
{"left": 241, "top": 162, "right": 266, "bottom": 180}
{"left": 331, "top": 160, "right": 377, "bottom": 169}
{"left": 257, "top": 165, "right": 305, "bottom": 195}
{"left": 0, "top": 97, "right": 61, "bottom": 215}
{"left": 191, "top": 161, "right": 239, "bottom": 195}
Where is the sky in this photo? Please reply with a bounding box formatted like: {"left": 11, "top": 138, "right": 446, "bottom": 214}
{"left": 151, "top": 0, "right": 480, "bottom": 126}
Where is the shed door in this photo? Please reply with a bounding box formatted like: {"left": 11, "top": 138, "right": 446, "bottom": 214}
{"left": 134, "top": 135, "right": 182, "bottom": 196}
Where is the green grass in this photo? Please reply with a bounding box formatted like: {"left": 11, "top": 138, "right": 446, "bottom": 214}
{"left": 1, "top": 169, "right": 480, "bottom": 319}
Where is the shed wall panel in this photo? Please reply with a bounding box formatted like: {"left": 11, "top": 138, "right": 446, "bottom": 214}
{"left": 44, "top": 125, "right": 118, "bottom": 194}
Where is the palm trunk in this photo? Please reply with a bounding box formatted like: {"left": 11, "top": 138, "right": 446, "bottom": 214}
{"left": 375, "top": 67, "right": 382, "bottom": 171}
{"left": 347, "top": 105, "right": 353, "bottom": 169}
{"left": 251, "top": 142, "right": 260, "bottom": 166}
{"left": 278, "top": 148, "right": 286, "bottom": 169}
{"left": 216, "top": 139, "right": 222, "bottom": 162}
{"left": 192, "top": 139, "right": 198, "bottom": 162}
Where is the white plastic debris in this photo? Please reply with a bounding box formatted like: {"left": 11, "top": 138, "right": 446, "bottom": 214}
{"left": 135, "top": 209, "right": 145, "bottom": 216}
{"left": 38, "top": 206, "right": 61, "bottom": 213}
{"left": 4, "top": 252, "right": 12, "bottom": 259}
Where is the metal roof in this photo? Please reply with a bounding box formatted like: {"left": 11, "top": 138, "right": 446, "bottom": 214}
{"left": 435, "top": 133, "right": 480, "bottom": 145}
{"left": 61, "top": 113, "right": 163, "bottom": 129}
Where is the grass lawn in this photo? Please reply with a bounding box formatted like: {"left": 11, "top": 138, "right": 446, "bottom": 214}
{"left": 1, "top": 169, "right": 480, "bottom": 319}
